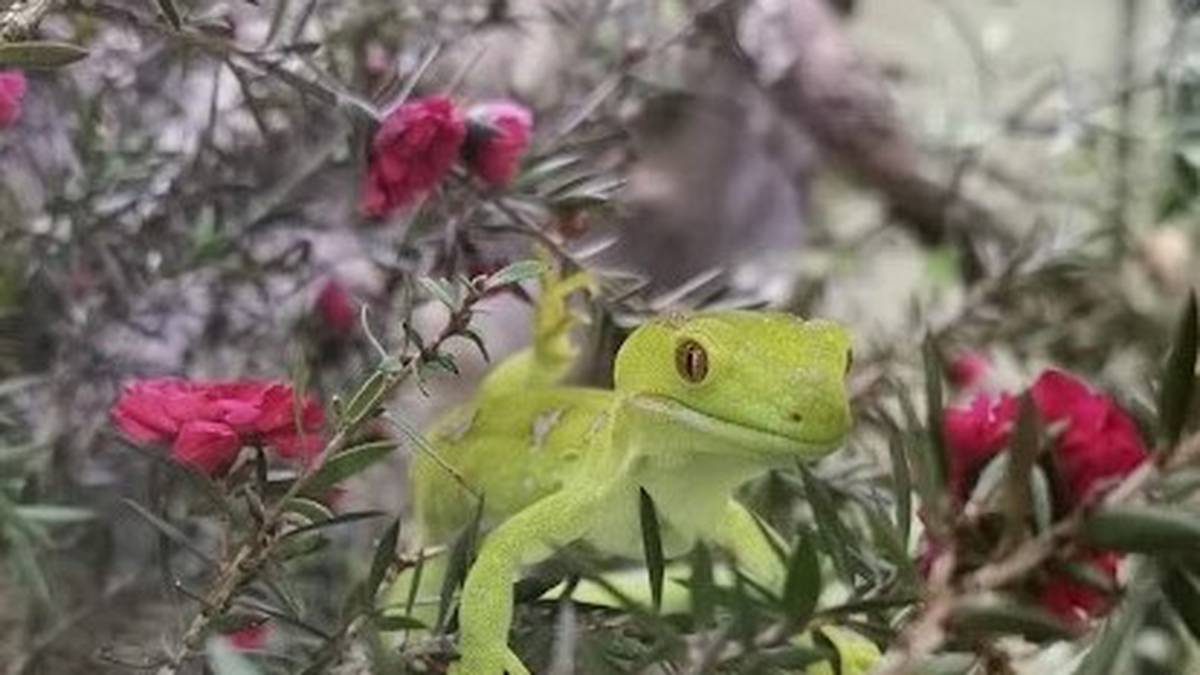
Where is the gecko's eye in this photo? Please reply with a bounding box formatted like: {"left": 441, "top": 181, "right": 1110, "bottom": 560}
{"left": 845, "top": 348, "right": 854, "bottom": 376}
{"left": 675, "top": 339, "right": 709, "bottom": 383}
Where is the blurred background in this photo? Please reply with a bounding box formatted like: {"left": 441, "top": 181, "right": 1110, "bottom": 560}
{"left": 2, "top": 0, "right": 1198, "bottom": 673}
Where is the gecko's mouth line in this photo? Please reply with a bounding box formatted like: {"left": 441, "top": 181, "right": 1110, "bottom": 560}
{"left": 631, "top": 395, "right": 845, "bottom": 455}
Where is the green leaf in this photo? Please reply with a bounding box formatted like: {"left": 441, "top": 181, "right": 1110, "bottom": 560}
{"left": 155, "top": 0, "right": 184, "bottom": 30}
{"left": 483, "top": 260, "right": 544, "bottom": 290}
{"left": 798, "top": 465, "right": 862, "bottom": 584}
{"left": 338, "top": 371, "right": 392, "bottom": 430}
{"left": 303, "top": 440, "right": 399, "bottom": 496}
{"left": 689, "top": 542, "right": 716, "bottom": 628}
{"left": 121, "top": 498, "right": 213, "bottom": 564}
{"left": 419, "top": 277, "right": 461, "bottom": 310}
{"left": 282, "top": 497, "right": 335, "bottom": 524}
{"left": 922, "top": 334, "right": 948, "bottom": 488}
{"left": 1159, "top": 291, "right": 1198, "bottom": 448}
{"left": 1165, "top": 566, "right": 1200, "bottom": 641}
{"left": 14, "top": 505, "right": 93, "bottom": 524}
{"left": 781, "top": 527, "right": 820, "bottom": 628}
{"left": 638, "top": 487, "right": 665, "bottom": 613}
{"left": 1003, "top": 393, "right": 1040, "bottom": 548}
{"left": 281, "top": 509, "right": 386, "bottom": 540}
{"left": 459, "top": 328, "right": 491, "bottom": 363}
{"left": 950, "top": 596, "right": 1079, "bottom": 642}
{"left": 367, "top": 518, "right": 401, "bottom": 598}
{"left": 1080, "top": 505, "right": 1200, "bottom": 553}
{"left": 437, "top": 497, "right": 484, "bottom": 633}
{"left": 887, "top": 432, "right": 913, "bottom": 548}
{"left": 0, "top": 41, "right": 89, "bottom": 69}
{"left": 755, "top": 646, "right": 831, "bottom": 669}
{"left": 206, "top": 638, "right": 263, "bottom": 675}
{"left": 371, "top": 613, "right": 426, "bottom": 631}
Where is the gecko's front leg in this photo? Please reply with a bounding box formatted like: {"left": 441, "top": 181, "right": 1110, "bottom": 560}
{"left": 450, "top": 489, "right": 600, "bottom": 675}
{"left": 714, "top": 499, "right": 788, "bottom": 589}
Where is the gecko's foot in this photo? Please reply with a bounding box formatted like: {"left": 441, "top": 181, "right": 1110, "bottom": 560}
{"left": 528, "top": 245, "right": 594, "bottom": 378}
{"left": 533, "top": 249, "right": 593, "bottom": 349}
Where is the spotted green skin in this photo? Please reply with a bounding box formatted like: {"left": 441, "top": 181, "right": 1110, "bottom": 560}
{"left": 410, "top": 292, "right": 852, "bottom": 674}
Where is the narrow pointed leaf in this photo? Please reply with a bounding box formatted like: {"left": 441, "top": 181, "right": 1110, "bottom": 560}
{"left": 483, "top": 260, "right": 544, "bottom": 290}
{"left": 1159, "top": 291, "right": 1198, "bottom": 448}
{"left": 950, "top": 597, "right": 1078, "bottom": 641}
{"left": 281, "top": 509, "right": 386, "bottom": 540}
{"left": 1080, "top": 505, "right": 1200, "bottom": 553}
{"left": 155, "top": 0, "right": 184, "bottom": 30}
{"left": 689, "top": 542, "right": 715, "bottom": 628}
{"left": 122, "top": 498, "right": 213, "bottom": 564}
{"left": 887, "top": 431, "right": 913, "bottom": 547}
{"left": 372, "top": 614, "right": 426, "bottom": 631}
{"left": 368, "top": 518, "right": 401, "bottom": 597}
{"left": 14, "top": 505, "right": 93, "bottom": 524}
{"left": 437, "top": 497, "right": 485, "bottom": 633}
{"left": 0, "top": 41, "right": 89, "bottom": 68}
{"left": 282, "top": 497, "right": 335, "bottom": 524}
{"left": 1165, "top": 567, "right": 1200, "bottom": 641}
{"left": 303, "top": 440, "right": 399, "bottom": 496}
{"left": 1003, "top": 392, "right": 1040, "bottom": 549}
{"left": 638, "top": 487, "right": 665, "bottom": 613}
{"left": 922, "top": 334, "right": 947, "bottom": 487}
{"left": 781, "top": 527, "right": 820, "bottom": 628}
{"left": 419, "top": 277, "right": 460, "bottom": 310}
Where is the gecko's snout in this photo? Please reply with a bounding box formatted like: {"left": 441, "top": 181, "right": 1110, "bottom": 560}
{"left": 775, "top": 372, "right": 852, "bottom": 448}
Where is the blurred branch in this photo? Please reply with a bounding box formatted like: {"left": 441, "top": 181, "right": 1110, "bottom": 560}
{"left": 1111, "top": 0, "right": 1142, "bottom": 243}
{"left": 720, "top": 0, "right": 1018, "bottom": 273}
{"left": 0, "top": 0, "right": 55, "bottom": 41}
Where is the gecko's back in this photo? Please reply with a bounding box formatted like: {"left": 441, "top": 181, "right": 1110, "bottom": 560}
{"left": 411, "top": 385, "right": 618, "bottom": 544}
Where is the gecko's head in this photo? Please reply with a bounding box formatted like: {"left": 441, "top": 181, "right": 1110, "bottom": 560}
{"left": 614, "top": 311, "right": 852, "bottom": 459}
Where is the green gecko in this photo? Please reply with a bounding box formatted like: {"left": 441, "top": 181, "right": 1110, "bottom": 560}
{"left": 401, "top": 265, "right": 855, "bottom": 674}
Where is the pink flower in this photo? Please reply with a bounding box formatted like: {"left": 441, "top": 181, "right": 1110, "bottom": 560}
{"left": 1030, "top": 370, "right": 1149, "bottom": 505}
{"left": 112, "top": 378, "right": 325, "bottom": 476}
{"left": 361, "top": 95, "right": 466, "bottom": 218}
{"left": 173, "top": 420, "right": 242, "bottom": 475}
{"left": 226, "top": 621, "right": 270, "bottom": 650}
{"left": 315, "top": 278, "right": 357, "bottom": 336}
{"left": 947, "top": 352, "right": 990, "bottom": 391}
{"left": 942, "top": 392, "right": 1017, "bottom": 501}
{"left": 111, "top": 379, "right": 209, "bottom": 443}
{"left": 1038, "top": 551, "right": 1119, "bottom": 626}
{"left": 463, "top": 100, "right": 533, "bottom": 187}
{"left": 931, "top": 367, "right": 1147, "bottom": 626}
{"left": 0, "top": 71, "right": 25, "bottom": 128}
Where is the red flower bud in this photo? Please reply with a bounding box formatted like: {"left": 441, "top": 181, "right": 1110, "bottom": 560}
{"left": 315, "top": 278, "right": 357, "bottom": 336}
{"left": 463, "top": 100, "right": 533, "bottom": 187}
{"left": 361, "top": 95, "right": 466, "bottom": 218}
{"left": 947, "top": 352, "right": 990, "bottom": 391}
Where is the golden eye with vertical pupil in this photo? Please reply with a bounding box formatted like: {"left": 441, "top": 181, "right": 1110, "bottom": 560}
{"left": 675, "top": 339, "right": 708, "bottom": 383}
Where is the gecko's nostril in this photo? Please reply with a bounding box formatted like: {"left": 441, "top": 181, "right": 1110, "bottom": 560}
{"left": 789, "top": 411, "right": 804, "bottom": 423}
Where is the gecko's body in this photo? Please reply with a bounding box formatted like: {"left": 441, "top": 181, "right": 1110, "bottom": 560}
{"left": 403, "top": 271, "right": 855, "bottom": 674}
